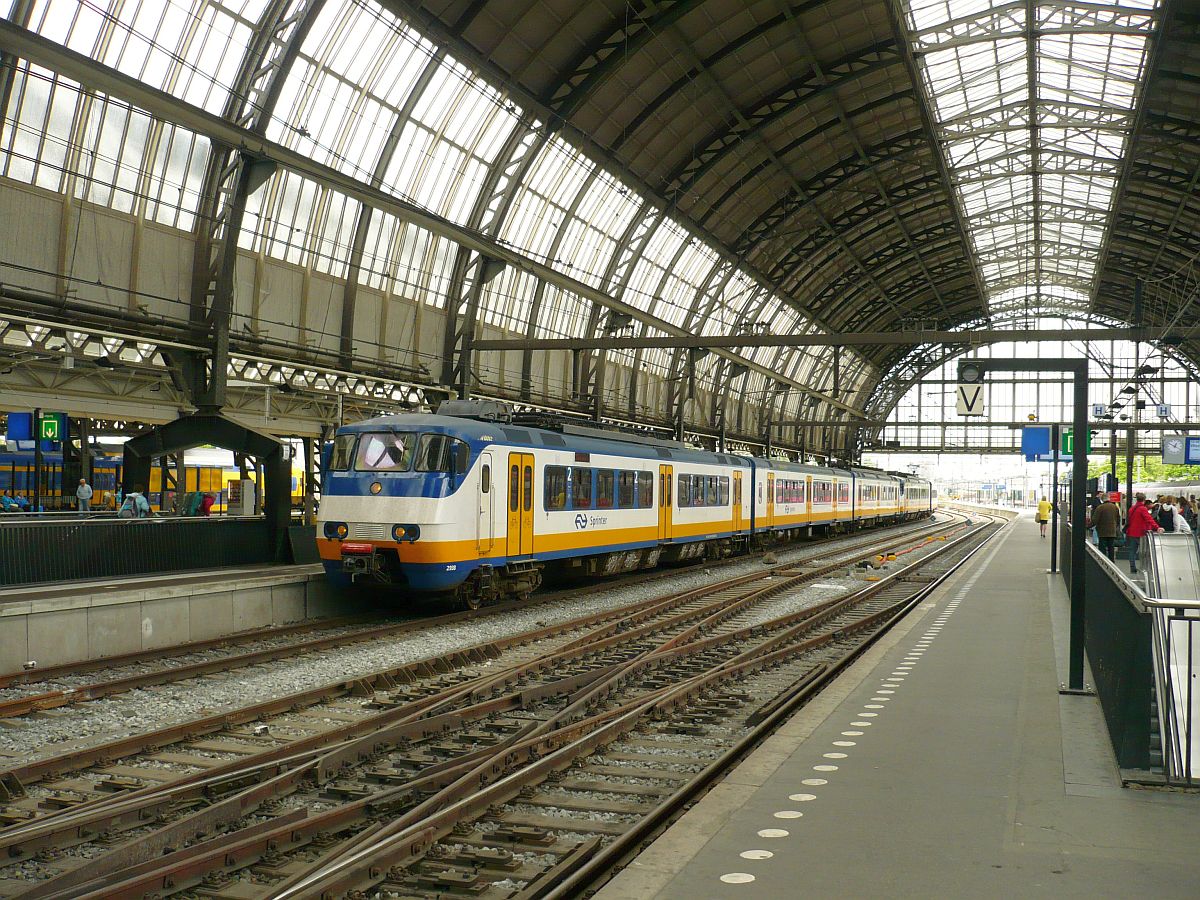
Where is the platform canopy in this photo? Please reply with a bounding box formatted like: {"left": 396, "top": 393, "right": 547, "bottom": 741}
{"left": 0, "top": 0, "right": 1195, "bottom": 458}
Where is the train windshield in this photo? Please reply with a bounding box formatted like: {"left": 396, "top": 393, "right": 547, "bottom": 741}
{"left": 355, "top": 432, "right": 417, "bottom": 472}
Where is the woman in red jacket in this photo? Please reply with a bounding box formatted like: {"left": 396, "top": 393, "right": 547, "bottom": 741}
{"left": 1124, "top": 493, "right": 1162, "bottom": 575}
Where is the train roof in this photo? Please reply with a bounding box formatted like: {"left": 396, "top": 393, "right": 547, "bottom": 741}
{"left": 748, "top": 458, "right": 853, "bottom": 477}
{"left": 339, "top": 414, "right": 753, "bottom": 467}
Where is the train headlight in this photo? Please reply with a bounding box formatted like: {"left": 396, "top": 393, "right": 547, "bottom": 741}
{"left": 324, "top": 521, "right": 348, "bottom": 539}
{"left": 370, "top": 482, "right": 382, "bottom": 495}
{"left": 392, "top": 524, "right": 420, "bottom": 542}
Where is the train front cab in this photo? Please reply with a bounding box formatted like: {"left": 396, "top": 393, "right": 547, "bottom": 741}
{"left": 317, "top": 425, "right": 496, "bottom": 596}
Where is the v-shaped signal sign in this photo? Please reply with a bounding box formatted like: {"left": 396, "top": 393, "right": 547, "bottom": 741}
{"left": 955, "top": 384, "right": 985, "bottom": 416}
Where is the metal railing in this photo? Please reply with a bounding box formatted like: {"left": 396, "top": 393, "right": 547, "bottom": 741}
{"left": 1141, "top": 531, "right": 1200, "bottom": 786}
{"left": 1076, "top": 531, "right": 1200, "bottom": 784}
{"left": 0, "top": 516, "right": 276, "bottom": 587}
{"left": 1149, "top": 601, "right": 1200, "bottom": 785}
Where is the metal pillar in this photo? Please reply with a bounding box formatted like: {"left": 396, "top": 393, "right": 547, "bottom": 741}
{"left": 303, "top": 437, "right": 317, "bottom": 526}
{"left": 32, "top": 406, "right": 42, "bottom": 512}
{"left": 1050, "top": 423, "right": 1060, "bottom": 574}
{"left": 77, "top": 417, "right": 92, "bottom": 483}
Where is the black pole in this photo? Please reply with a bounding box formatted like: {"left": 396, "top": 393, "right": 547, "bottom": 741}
{"left": 32, "top": 406, "right": 42, "bottom": 513}
{"left": 1069, "top": 370, "right": 1089, "bottom": 691}
{"left": 1050, "top": 423, "right": 1060, "bottom": 574}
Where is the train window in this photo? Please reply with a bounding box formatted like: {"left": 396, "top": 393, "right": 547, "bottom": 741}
{"left": 544, "top": 466, "right": 568, "bottom": 510}
{"left": 329, "top": 434, "right": 356, "bottom": 471}
{"left": 510, "top": 465, "right": 519, "bottom": 511}
{"left": 570, "top": 467, "right": 593, "bottom": 509}
{"left": 618, "top": 471, "right": 635, "bottom": 508}
{"left": 523, "top": 465, "right": 533, "bottom": 512}
{"left": 637, "top": 471, "right": 653, "bottom": 508}
{"left": 665, "top": 472, "right": 672, "bottom": 506}
{"left": 415, "top": 434, "right": 469, "bottom": 474}
{"left": 693, "top": 476, "right": 705, "bottom": 507}
{"left": 718, "top": 477, "right": 729, "bottom": 506}
{"left": 597, "top": 470, "right": 615, "bottom": 508}
{"left": 481, "top": 465, "right": 490, "bottom": 493}
{"left": 677, "top": 474, "right": 690, "bottom": 508}
{"left": 355, "top": 432, "right": 415, "bottom": 472}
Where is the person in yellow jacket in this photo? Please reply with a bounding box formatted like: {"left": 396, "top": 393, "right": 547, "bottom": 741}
{"left": 1036, "top": 497, "right": 1053, "bottom": 538}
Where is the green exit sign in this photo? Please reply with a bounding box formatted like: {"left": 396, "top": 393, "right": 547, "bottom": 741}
{"left": 38, "top": 414, "right": 63, "bottom": 441}
{"left": 1061, "top": 427, "right": 1092, "bottom": 455}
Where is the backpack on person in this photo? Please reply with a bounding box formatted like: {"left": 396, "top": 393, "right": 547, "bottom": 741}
{"left": 1157, "top": 506, "right": 1176, "bottom": 532}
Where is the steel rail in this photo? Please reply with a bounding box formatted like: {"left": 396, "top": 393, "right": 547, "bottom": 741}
{"left": 37, "top": 516, "right": 989, "bottom": 899}
{"left": 0, "top": 517, "right": 944, "bottom": 720}
{"left": 0, "top": 518, "right": 949, "bottom": 863}
{"left": 265, "top": 518, "right": 1001, "bottom": 897}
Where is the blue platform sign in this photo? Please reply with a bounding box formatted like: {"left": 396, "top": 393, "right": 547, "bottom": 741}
{"left": 1021, "top": 426, "right": 1051, "bottom": 461}
{"left": 5, "top": 412, "right": 32, "bottom": 441}
{"left": 1187, "top": 437, "right": 1200, "bottom": 465}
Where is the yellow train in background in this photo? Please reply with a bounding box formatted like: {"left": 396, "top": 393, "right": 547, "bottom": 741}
{"left": 0, "top": 448, "right": 306, "bottom": 512}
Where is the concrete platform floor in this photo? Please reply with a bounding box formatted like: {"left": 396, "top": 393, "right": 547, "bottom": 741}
{"left": 598, "top": 513, "right": 1200, "bottom": 899}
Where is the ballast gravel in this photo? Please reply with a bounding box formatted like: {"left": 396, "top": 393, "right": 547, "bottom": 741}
{"left": 0, "top": 520, "right": 951, "bottom": 766}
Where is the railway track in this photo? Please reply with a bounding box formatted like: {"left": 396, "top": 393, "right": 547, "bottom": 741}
{"left": 0, "top": 512, "right": 991, "bottom": 898}
{"left": 0, "top": 516, "right": 949, "bottom": 721}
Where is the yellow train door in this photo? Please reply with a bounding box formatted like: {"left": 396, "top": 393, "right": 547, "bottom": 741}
{"left": 806, "top": 475, "right": 813, "bottom": 521}
{"left": 733, "top": 471, "right": 743, "bottom": 531}
{"left": 766, "top": 472, "right": 775, "bottom": 528}
{"left": 658, "top": 464, "right": 673, "bottom": 540}
{"left": 507, "top": 453, "right": 534, "bottom": 557}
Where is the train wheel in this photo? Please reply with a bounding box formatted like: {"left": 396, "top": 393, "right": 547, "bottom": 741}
{"left": 454, "top": 575, "right": 484, "bottom": 611}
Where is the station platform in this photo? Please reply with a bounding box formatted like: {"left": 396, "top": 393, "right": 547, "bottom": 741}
{"left": 598, "top": 513, "right": 1200, "bottom": 899}
{"left": 0, "top": 564, "right": 356, "bottom": 671}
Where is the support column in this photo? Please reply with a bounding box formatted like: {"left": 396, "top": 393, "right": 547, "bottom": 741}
{"left": 33, "top": 406, "right": 42, "bottom": 512}
{"left": 303, "top": 436, "right": 317, "bottom": 526}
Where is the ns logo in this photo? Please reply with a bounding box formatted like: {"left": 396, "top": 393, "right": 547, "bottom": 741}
{"left": 574, "top": 513, "right": 588, "bottom": 530}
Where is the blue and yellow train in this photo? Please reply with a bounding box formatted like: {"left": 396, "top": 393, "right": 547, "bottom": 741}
{"left": 0, "top": 448, "right": 304, "bottom": 512}
{"left": 317, "top": 401, "right": 935, "bottom": 607}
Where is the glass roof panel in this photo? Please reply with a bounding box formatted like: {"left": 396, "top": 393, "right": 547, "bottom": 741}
{"left": 904, "top": 0, "right": 1159, "bottom": 313}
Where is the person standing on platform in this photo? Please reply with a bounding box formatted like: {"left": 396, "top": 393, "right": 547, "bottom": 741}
{"left": 1092, "top": 492, "right": 1122, "bottom": 562}
{"left": 75, "top": 478, "right": 93, "bottom": 512}
{"left": 1125, "top": 493, "right": 1162, "bottom": 575}
{"left": 199, "top": 492, "right": 215, "bottom": 517}
{"left": 1088, "top": 490, "right": 1105, "bottom": 545}
{"left": 1036, "top": 496, "right": 1053, "bottom": 538}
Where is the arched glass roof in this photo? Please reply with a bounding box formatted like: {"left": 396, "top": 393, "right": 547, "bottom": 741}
{"left": 0, "top": 0, "right": 1197, "bottom": 453}
{"left": 903, "top": 0, "right": 1160, "bottom": 314}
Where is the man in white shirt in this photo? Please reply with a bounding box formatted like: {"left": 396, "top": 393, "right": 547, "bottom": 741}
{"left": 76, "top": 478, "right": 94, "bottom": 512}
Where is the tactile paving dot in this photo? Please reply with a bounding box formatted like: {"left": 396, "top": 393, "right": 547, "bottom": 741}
{"left": 720, "top": 873, "right": 755, "bottom": 884}
{"left": 773, "top": 810, "right": 804, "bottom": 818}
{"left": 757, "top": 828, "right": 789, "bottom": 838}
{"left": 788, "top": 793, "right": 817, "bottom": 801}
{"left": 740, "top": 850, "right": 774, "bottom": 860}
